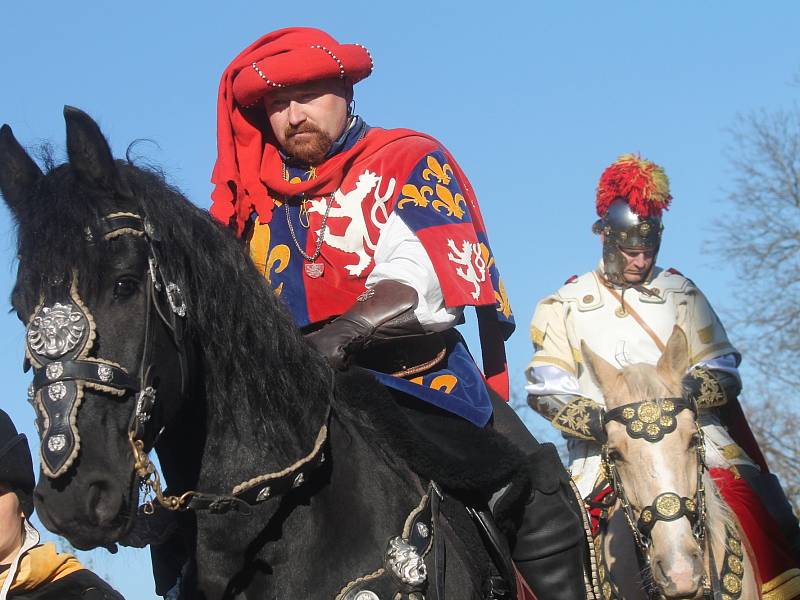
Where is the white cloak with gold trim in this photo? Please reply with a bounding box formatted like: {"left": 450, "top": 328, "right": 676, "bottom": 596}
{"left": 525, "top": 266, "right": 756, "bottom": 497}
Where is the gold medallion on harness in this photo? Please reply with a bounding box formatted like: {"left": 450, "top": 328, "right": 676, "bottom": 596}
{"left": 729, "top": 537, "right": 742, "bottom": 556}
{"left": 661, "top": 399, "right": 675, "bottom": 412}
{"left": 622, "top": 407, "right": 635, "bottom": 420}
{"left": 638, "top": 402, "right": 660, "bottom": 423}
{"left": 659, "top": 415, "right": 674, "bottom": 428}
{"left": 728, "top": 555, "right": 743, "bottom": 576}
{"left": 630, "top": 420, "right": 644, "bottom": 433}
{"left": 655, "top": 493, "right": 681, "bottom": 518}
{"left": 723, "top": 573, "right": 742, "bottom": 595}
{"left": 646, "top": 424, "right": 660, "bottom": 438}
{"left": 602, "top": 582, "right": 612, "bottom": 600}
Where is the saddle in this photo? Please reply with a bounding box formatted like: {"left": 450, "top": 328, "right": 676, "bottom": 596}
{"left": 333, "top": 368, "right": 532, "bottom": 599}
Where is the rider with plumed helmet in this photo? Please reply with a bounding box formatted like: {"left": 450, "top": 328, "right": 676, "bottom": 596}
{"left": 0, "top": 408, "right": 124, "bottom": 599}
{"left": 592, "top": 156, "right": 669, "bottom": 288}
{"left": 209, "top": 27, "right": 589, "bottom": 599}
{"left": 525, "top": 154, "right": 800, "bottom": 597}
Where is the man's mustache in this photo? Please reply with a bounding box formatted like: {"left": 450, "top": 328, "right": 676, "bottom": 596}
{"left": 286, "top": 123, "right": 323, "bottom": 138}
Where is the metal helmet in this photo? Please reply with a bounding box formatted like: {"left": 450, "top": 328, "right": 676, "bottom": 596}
{"left": 593, "top": 155, "right": 672, "bottom": 286}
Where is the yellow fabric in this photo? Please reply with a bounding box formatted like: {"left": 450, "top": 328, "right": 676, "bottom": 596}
{"left": 0, "top": 543, "right": 85, "bottom": 592}
{"left": 762, "top": 568, "right": 800, "bottom": 600}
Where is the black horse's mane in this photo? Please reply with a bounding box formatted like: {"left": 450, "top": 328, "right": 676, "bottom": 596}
{"left": 12, "top": 158, "right": 332, "bottom": 456}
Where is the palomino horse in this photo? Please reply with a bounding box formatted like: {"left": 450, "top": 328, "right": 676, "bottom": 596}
{"left": 0, "top": 107, "right": 528, "bottom": 599}
{"left": 582, "top": 327, "right": 758, "bottom": 599}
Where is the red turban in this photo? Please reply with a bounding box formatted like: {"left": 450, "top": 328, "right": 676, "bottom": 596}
{"left": 210, "top": 28, "right": 374, "bottom": 234}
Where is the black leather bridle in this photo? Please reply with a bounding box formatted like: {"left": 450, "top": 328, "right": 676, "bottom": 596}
{"left": 599, "top": 397, "right": 712, "bottom": 599}
{"left": 601, "top": 397, "right": 707, "bottom": 555}
{"left": 25, "top": 209, "right": 331, "bottom": 514}
{"left": 26, "top": 211, "right": 189, "bottom": 479}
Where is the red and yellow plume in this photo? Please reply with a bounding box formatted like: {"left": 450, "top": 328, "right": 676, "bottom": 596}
{"left": 596, "top": 154, "right": 672, "bottom": 218}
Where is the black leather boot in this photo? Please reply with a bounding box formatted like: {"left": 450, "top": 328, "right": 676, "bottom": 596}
{"left": 491, "top": 443, "right": 588, "bottom": 600}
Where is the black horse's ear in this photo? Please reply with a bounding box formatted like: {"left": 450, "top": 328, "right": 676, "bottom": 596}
{"left": 0, "top": 124, "right": 43, "bottom": 217}
{"left": 64, "top": 106, "right": 131, "bottom": 196}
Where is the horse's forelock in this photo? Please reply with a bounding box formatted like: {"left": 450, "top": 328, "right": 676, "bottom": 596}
{"left": 607, "top": 363, "right": 679, "bottom": 410}
{"left": 13, "top": 164, "right": 109, "bottom": 305}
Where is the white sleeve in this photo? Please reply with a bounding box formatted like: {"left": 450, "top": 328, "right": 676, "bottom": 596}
{"left": 524, "top": 364, "right": 583, "bottom": 397}
{"left": 366, "top": 212, "right": 462, "bottom": 332}
{"left": 697, "top": 352, "right": 741, "bottom": 380}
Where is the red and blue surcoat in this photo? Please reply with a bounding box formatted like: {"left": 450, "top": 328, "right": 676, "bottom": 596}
{"left": 236, "top": 124, "right": 514, "bottom": 426}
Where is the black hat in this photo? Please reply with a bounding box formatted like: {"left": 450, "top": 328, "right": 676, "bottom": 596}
{"left": 0, "top": 408, "right": 35, "bottom": 517}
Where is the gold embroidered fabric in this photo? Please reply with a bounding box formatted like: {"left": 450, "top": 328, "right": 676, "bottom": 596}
{"left": 688, "top": 366, "right": 727, "bottom": 408}
{"left": 553, "top": 397, "right": 604, "bottom": 441}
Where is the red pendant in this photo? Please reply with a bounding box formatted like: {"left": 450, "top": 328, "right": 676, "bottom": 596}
{"left": 305, "top": 262, "right": 325, "bottom": 278}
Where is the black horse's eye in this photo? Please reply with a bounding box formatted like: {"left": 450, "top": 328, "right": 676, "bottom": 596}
{"left": 113, "top": 277, "right": 140, "bottom": 299}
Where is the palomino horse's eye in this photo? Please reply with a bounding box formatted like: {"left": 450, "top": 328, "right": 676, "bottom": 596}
{"left": 688, "top": 432, "right": 702, "bottom": 450}
{"left": 607, "top": 448, "right": 623, "bottom": 462}
{"left": 113, "top": 278, "right": 140, "bottom": 299}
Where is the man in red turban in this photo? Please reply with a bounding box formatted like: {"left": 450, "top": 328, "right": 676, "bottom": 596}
{"left": 210, "top": 27, "right": 588, "bottom": 600}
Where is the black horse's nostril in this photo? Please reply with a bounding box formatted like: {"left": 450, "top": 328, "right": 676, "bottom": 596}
{"left": 86, "top": 479, "right": 122, "bottom": 526}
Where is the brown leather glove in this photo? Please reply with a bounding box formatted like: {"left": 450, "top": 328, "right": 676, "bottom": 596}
{"left": 305, "top": 280, "right": 425, "bottom": 369}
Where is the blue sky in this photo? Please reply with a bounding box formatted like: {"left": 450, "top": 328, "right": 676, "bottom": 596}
{"left": 0, "top": 2, "right": 797, "bottom": 597}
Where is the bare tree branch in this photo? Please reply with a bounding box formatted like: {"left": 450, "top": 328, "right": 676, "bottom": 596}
{"left": 710, "top": 98, "right": 800, "bottom": 511}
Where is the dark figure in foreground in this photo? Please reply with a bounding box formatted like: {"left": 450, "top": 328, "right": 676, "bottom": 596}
{"left": 0, "top": 408, "right": 124, "bottom": 600}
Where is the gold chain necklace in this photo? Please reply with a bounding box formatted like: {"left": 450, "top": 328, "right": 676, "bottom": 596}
{"left": 281, "top": 162, "right": 331, "bottom": 278}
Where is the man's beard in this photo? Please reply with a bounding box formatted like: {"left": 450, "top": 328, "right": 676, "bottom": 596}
{"left": 283, "top": 123, "right": 333, "bottom": 165}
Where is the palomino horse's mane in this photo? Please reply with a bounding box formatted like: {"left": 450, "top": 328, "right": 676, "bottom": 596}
{"left": 11, "top": 158, "right": 331, "bottom": 460}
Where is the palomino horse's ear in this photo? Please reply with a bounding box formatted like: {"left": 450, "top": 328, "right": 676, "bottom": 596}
{"left": 580, "top": 340, "right": 620, "bottom": 396}
{"left": 0, "top": 124, "right": 43, "bottom": 218}
{"left": 656, "top": 326, "right": 690, "bottom": 386}
{"left": 64, "top": 106, "right": 131, "bottom": 196}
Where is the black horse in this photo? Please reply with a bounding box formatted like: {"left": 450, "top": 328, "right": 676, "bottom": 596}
{"left": 0, "top": 108, "right": 528, "bottom": 599}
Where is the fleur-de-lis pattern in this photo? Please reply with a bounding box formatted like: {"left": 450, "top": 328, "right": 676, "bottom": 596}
{"left": 395, "top": 150, "right": 514, "bottom": 330}
{"left": 477, "top": 234, "right": 514, "bottom": 324}
{"left": 478, "top": 243, "right": 496, "bottom": 272}
{"left": 495, "top": 278, "right": 512, "bottom": 319}
{"left": 432, "top": 184, "right": 466, "bottom": 219}
{"left": 395, "top": 151, "right": 472, "bottom": 228}
{"left": 248, "top": 219, "right": 291, "bottom": 296}
{"left": 398, "top": 183, "right": 434, "bottom": 209}
{"left": 422, "top": 155, "right": 453, "bottom": 185}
